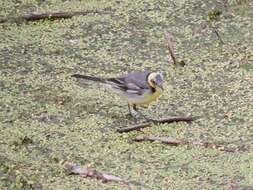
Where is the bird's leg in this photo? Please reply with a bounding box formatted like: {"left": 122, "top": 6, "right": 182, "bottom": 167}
{"left": 132, "top": 105, "right": 157, "bottom": 123}
{"left": 128, "top": 104, "right": 131, "bottom": 116}
{"left": 128, "top": 104, "right": 138, "bottom": 118}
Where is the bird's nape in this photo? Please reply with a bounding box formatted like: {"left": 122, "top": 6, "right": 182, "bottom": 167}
{"left": 147, "top": 72, "right": 164, "bottom": 90}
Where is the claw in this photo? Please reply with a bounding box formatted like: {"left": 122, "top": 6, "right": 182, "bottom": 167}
{"left": 127, "top": 104, "right": 157, "bottom": 122}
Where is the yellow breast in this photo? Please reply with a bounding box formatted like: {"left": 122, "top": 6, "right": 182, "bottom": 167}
{"left": 132, "top": 87, "right": 163, "bottom": 106}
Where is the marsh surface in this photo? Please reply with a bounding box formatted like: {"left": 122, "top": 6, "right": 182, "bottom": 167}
{"left": 0, "top": 0, "right": 253, "bottom": 189}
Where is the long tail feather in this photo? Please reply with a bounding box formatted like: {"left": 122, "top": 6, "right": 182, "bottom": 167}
{"left": 71, "top": 74, "right": 105, "bottom": 83}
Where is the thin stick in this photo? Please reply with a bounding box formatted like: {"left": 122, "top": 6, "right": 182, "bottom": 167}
{"left": 133, "top": 135, "right": 248, "bottom": 153}
{"left": 164, "top": 31, "right": 177, "bottom": 65}
{"left": 117, "top": 116, "right": 197, "bottom": 133}
{"left": 134, "top": 135, "right": 182, "bottom": 145}
{"left": 0, "top": 8, "right": 112, "bottom": 24}
{"left": 212, "top": 27, "right": 224, "bottom": 44}
{"left": 64, "top": 163, "right": 131, "bottom": 189}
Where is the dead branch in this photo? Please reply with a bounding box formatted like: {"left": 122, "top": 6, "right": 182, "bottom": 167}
{"left": 134, "top": 135, "right": 182, "bottom": 145}
{"left": 212, "top": 27, "right": 224, "bottom": 44}
{"left": 133, "top": 135, "right": 248, "bottom": 153}
{"left": 117, "top": 116, "right": 197, "bottom": 133}
{"left": 192, "top": 20, "right": 224, "bottom": 44}
{"left": 164, "top": 31, "right": 177, "bottom": 65}
{"left": 0, "top": 8, "right": 112, "bottom": 24}
{"left": 64, "top": 163, "right": 131, "bottom": 189}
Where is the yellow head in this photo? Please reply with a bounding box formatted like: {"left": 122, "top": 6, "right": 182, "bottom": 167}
{"left": 147, "top": 72, "right": 164, "bottom": 90}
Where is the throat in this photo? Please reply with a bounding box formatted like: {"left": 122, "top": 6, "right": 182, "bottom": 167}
{"left": 150, "top": 86, "right": 156, "bottom": 93}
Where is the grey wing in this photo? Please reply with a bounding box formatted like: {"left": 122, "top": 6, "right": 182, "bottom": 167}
{"left": 119, "top": 71, "right": 151, "bottom": 89}
{"left": 125, "top": 83, "right": 144, "bottom": 95}
{"left": 106, "top": 71, "right": 150, "bottom": 95}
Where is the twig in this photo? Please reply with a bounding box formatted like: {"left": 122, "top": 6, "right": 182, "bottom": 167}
{"left": 134, "top": 135, "right": 182, "bottom": 145}
{"left": 164, "top": 31, "right": 177, "bottom": 65}
{"left": 0, "top": 8, "right": 112, "bottom": 24}
{"left": 117, "top": 116, "right": 197, "bottom": 133}
{"left": 192, "top": 18, "right": 224, "bottom": 44}
{"left": 212, "top": 27, "right": 224, "bottom": 44}
{"left": 65, "top": 163, "right": 131, "bottom": 189}
{"left": 133, "top": 135, "right": 248, "bottom": 153}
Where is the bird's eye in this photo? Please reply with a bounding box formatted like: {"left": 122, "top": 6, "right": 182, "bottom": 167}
{"left": 155, "top": 74, "right": 163, "bottom": 82}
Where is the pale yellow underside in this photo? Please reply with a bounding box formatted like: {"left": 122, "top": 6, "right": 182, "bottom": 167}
{"left": 125, "top": 87, "right": 163, "bottom": 106}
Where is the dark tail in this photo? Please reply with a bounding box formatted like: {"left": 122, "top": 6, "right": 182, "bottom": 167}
{"left": 71, "top": 74, "right": 105, "bottom": 83}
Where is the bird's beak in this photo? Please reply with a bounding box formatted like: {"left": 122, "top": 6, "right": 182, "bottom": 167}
{"left": 155, "top": 81, "right": 164, "bottom": 90}
{"left": 153, "top": 74, "right": 164, "bottom": 90}
{"left": 158, "top": 83, "right": 164, "bottom": 90}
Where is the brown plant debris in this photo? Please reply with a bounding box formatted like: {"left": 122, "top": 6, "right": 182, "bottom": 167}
{"left": 133, "top": 135, "right": 248, "bottom": 153}
{"left": 117, "top": 116, "right": 197, "bottom": 133}
{"left": 134, "top": 135, "right": 182, "bottom": 145}
{"left": 0, "top": 8, "right": 112, "bottom": 24}
{"left": 212, "top": 27, "right": 224, "bottom": 44}
{"left": 192, "top": 9, "right": 224, "bottom": 44}
{"left": 164, "top": 31, "right": 177, "bottom": 66}
{"left": 64, "top": 162, "right": 131, "bottom": 189}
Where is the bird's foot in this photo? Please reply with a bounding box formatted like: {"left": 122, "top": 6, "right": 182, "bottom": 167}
{"left": 127, "top": 104, "right": 157, "bottom": 123}
{"left": 145, "top": 117, "right": 159, "bottom": 123}
{"left": 133, "top": 109, "right": 158, "bottom": 123}
{"left": 127, "top": 110, "right": 139, "bottom": 121}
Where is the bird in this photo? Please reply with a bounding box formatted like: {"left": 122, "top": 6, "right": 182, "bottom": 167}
{"left": 71, "top": 70, "right": 164, "bottom": 120}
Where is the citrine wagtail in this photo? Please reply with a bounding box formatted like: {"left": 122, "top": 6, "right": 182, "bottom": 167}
{"left": 72, "top": 71, "right": 164, "bottom": 119}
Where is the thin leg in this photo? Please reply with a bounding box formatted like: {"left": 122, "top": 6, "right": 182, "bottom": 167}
{"left": 132, "top": 105, "right": 157, "bottom": 123}
{"left": 132, "top": 104, "right": 137, "bottom": 112}
{"left": 128, "top": 104, "right": 134, "bottom": 117}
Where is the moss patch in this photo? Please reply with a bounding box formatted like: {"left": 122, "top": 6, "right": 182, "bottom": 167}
{"left": 1, "top": 0, "right": 253, "bottom": 189}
